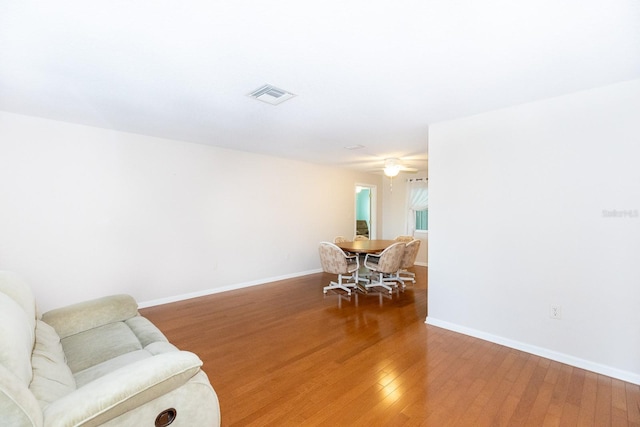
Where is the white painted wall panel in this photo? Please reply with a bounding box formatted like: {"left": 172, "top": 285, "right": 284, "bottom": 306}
{"left": 427, "top": 79, "right": 640, "bottom": 384}
{"left": 0, "top": 111, "right": 381, "bottom": 311}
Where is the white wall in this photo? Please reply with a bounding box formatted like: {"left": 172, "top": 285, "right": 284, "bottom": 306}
{"left": 427, "top": 79, "right": 640, "bottom": 384}
{"left": 0, "top": 111, "right": 382, "bottom": 311}
{"left": 382, "top": 175, "right": 428, "bottom": 266}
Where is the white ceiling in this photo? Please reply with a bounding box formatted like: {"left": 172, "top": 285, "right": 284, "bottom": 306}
{"left": 1, "top": 0, "right": 639, "bottom": 173}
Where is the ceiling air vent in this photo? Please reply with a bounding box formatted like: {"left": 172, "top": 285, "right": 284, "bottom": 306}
{"left": 248, "top": 84, "right": 296, "bottom": 105}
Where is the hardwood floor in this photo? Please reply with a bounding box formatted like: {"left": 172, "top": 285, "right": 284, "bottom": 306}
{"left": 140, "top": 267, "right": 640, "bottom": 426}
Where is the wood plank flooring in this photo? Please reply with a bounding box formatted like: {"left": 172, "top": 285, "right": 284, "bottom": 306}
{"left": 140, "top": 267, "right": 640, "bottom": 426}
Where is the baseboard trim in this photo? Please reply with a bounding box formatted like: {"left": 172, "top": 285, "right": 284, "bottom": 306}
{"left": 139, "top": 265, "right": 428, "bottom": 308}
{"left": 138, "top": 269, "right": 323, "bottom": 309}
{"left": 425, "top": 316, "right": 640, "bottom": 386}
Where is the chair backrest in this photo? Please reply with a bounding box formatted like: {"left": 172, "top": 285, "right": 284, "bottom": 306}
{"left": 318, "top": 242, "right": 349, "bottom": 274}
{"left": 374, "top": 242, "right": 406, "bottom": 273}
{"left": 395, "top": 235, "right": 414, "bottom": 243}
{"left": 353, "top": 235, "right": 369, "bottom": 241}
{"left": 401, "top": 239, "right": 421, "bottom": 269}
{"left": 334, "top": 236, "right": 348, "bottom": 243}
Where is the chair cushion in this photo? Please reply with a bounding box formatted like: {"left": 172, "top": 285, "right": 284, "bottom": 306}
{"left": 74, "top": 350, "right": 151, "bottom": 388}
{"left": 73, "top": 343, "right": 179, "bottom": 388}
{"left": 61, "top": 322, "right": 143, "bottom": 373}
{"left": 0, "top": 271, "right": 37, "bottom": 324}
{"left": 30, "top": 320, "right": 76, "bottom": 409}
{"left": 365, "top": 243, "right": 405, "bottom": 273}
{"left": 0, "top": 293, "right": 35, "bottom": 386}
{"left": 319, "top": 242, "right": 349, "bottom": 274}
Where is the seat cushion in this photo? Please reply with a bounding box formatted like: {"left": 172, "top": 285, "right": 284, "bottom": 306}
{"left": 73, "top": 350, "right": 151, "bottom": 388}
{"left": 73, "top": 342, "right": 179, "bottom": 388}
{"left": 61, "top": 322, "right": 143, "bottom": 373}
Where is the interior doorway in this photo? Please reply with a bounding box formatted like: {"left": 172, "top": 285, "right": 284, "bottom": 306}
{"left": 355, "top": 184, "right": 377, "bottom": 239}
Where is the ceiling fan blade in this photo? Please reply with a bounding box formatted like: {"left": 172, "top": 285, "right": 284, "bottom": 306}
{"left": 399, "top": 166, "right": 419, "bottom": 173}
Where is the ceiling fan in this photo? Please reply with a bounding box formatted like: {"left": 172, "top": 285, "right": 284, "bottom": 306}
{"left": 380, "top": 158, "right": 418, "bottom": 177}
{"left": 338, "top": 151, "right": 427, "bottom": 176}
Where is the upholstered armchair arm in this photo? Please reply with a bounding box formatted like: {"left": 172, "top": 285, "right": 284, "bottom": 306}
{"left": 43, "top": 351, "right": 203, "bottom": 427}
{"left": 41, "top": 295, "right": 139, "bottom": 339}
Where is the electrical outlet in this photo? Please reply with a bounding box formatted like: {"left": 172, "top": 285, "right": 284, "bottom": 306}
{"left": 550, "top": 305, "right": 562, "bottom": 320}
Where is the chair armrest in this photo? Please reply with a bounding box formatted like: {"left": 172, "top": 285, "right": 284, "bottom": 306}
{"left": 43, "top": 351, "right": 203, "bottom": 426}
{"left": 364, "top": 253, "right": 381, "bottom": 264}
{"left": 346, "top": 254, "right": 360, "bottom": 263}
{"left": 41, "top": 295, "right": 139, "bottom": 339}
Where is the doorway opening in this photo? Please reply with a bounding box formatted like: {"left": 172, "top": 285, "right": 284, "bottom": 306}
{"left": 355, "top": 184, "right": 377, "bottom": 239}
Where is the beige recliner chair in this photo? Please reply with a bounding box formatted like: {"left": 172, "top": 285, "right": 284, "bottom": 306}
{"left": 0, "top": 271, "right": 220, "bottom": 426}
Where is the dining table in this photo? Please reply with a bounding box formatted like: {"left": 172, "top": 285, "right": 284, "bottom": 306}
{"left": 335, "top": 239, "right": 398, "bottom": 254}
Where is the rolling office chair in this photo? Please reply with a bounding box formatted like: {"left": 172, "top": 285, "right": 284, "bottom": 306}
{"left": 318, "top": 242, "right": 360, "bottom": 295}
{"left": 384, "top": 239, "right": 421, "bottom": 287}
{"left": 363, "top": 242, "right": 405, "bottom": 293}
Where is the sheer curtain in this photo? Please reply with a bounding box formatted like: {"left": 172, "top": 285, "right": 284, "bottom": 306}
{"left": 406, "top": 179, "right": 428, "bottom": 235}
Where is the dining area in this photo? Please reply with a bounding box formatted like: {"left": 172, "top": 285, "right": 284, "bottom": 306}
{"left": 318, "top": 235, "right": 421, "bottom": 296}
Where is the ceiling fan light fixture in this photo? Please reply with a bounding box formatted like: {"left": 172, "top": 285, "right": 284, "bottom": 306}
{"left": 383, "top": 158, "right": 401, "bottom": 177}
{"left": 384, "top": 165, "right": 400, "bottom": 177}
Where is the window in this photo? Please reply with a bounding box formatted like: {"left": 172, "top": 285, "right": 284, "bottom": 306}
{"left": 415, "top": 209, "right": 428, "bottom": 231}
{"left": 406, "top": 179, "right": 428, "bottom": 234}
